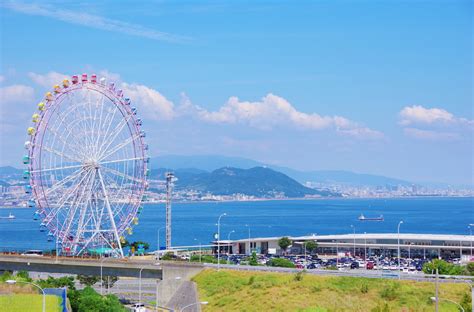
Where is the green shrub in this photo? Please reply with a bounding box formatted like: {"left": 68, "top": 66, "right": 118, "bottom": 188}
{"left": 161, "top": 252, "right": 175, "bottom": 260}
{"left": 294, "top": 271, "right": 305, "bottom": 281}
{"left": 379, "top": 283, "right": 399, "bottom": 301}
{"left": 360, "top": 282, "right": 369, "bottom": 294}
{"left": 268, "top": 258, "right": 295, "bottom": 268}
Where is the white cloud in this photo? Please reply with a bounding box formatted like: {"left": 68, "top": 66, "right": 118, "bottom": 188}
{"left": 400, "top": 105, "right": 454, "bottom": 125}
{"left": 182, "top": 93, "right": 383, "bottom": 139}
{"left": 0, "top": 84, "right": 35, "bottom": 104}
{"left": 28, "top": 71, "right": 69, "bottom": 88}
{"left": 399, "top": 105, "right": 473, "bottom": 140}
{"left": 2, "top": 1, "right": 189, "bottom": 43}
{"left": 121, "top": 83, "right": 175, "bottom": 120}
{"left": 403, "top": 128, "right": 460, "bottom": 141}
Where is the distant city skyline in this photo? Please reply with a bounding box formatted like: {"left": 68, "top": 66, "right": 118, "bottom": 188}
{"left": 0, "top": 1, "right": 472, "bottom": 185}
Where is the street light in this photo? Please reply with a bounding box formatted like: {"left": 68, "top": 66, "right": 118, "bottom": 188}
{"left": 180, "top": 301, "right": 209, "bottom": 312}
{"left": 245, "top": 224, "right": 251, "bottom": 255}
{"left": 364, "top": 232, "right": 367, "bottom": 265}
{"left": 227, "top": 230, "right": 235, "bottom": 264}
{"left": 350, "top": 225, "right": 355, "bottom": 257}
{"left": 468, "top": 225, "right": 473, "bottom": 257}
{"left": 6, "top": 280, "right": 45, "bottom": 312}
{"left": 138, "top": 267, "right": 145, "bottom": 304}
{"left": 430, "top": 297, "right": 464, "bottom": 312}
{"left": 217, "top": 213, "right": 227, "bottom": 271}
{"left": 397, "top": 221, "right": 404, "bottom": 278}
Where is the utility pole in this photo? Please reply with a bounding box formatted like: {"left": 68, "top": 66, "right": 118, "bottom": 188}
{"left": 165, "top": 172, "right": 175, "bottom": 250}
{"left": 435, "top": 268, "right": 439, "bottom": 312}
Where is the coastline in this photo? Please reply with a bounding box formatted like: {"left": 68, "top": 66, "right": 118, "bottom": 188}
{"left": 1, "top": 195, "right": 472, "bottom": 209}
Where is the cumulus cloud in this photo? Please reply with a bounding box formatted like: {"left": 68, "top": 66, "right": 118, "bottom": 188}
{"left": 0, "top": 84, "right": 35, "bottom": 104}
{"left": 399, "top": 105, "right": 473, "bottom": 140}
{"left": 121, "top": 82, "right": 175, "bottom": 120}
{"left": 2, "top": 1, "right": 189, "bottom": 43}
{"left": 183, "top": 93, "right": 383, "bottom": 139}
{"left": 28, "top": 71, "right": 69, "bottom": 89}
{"left": 399, "top": 105, "right": 454, "bottom": 125}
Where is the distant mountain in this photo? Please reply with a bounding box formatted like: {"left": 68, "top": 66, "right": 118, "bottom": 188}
{"left": 150, "top": 155, "right": 413, "bottom": 187}
{"left": 151, "top": 166, "right": 337, "bottom": 198}
{"left": 275, "top": 168, "right": 412, "bottom": 187}
{"left": 150, "top": 155, "right": 261, "bottom": 172}
{"left": 0, "top": 166, "right": 23, "bottom": 175}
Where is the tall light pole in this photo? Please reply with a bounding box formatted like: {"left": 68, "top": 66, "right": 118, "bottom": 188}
{"left": 6, "top": 280, "right": 45, "bottom": 312}
{"left": 364, "top": 232, "right": 367, "bottom": 265}
{"left": 350, "top": 225, "right": 355, "bottom": 257}
{"left": 469, "top": 225, "right": 473, "bottom": 257}
{"left": 138, "top": 267, "right": 145, "bottom": 304}
{"left": 397, "top": 220, "right": 404, "bottom": 278}
{"left": 180, "top": 301, "right": 209, "bottom": 312}
{"left": 217, "top": 213, "right": 227, "bottom": 271}
{"left": 246, "top": 224, "right": 251, "bottom": 255}
{"left": 227, "top": 230, "right": 235, "bottom": 263}
{"left": 430, "top": 296, "right": 464, "bottom": 312}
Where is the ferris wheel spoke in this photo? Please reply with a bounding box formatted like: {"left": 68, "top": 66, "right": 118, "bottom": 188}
{"left": 98, "top": 132, "right": 141, "bottom": 162}
{"left": 97, "top": 168, "right": 123, "bottom": 257}
{"left": 97, "top": 111, "right": 135, "bottom": 159}
{"left": 61, "top": 171, "right": 91, "bottom": 239}
{"left": 42, "top": 146, "right": 82, "bottom": 163}
{"left": 96, "top": 105, "right": 119, "bottom": 159}
{"left": 40, "top": 167, "right": 85, "bottom": 197}
{"left": 73, "top": 169, "right": 97, "bottom": 248}
{"left": 44, "top": 125, "right": 86, "bottom": 161}
{"left": 101, "top": 166, "right": 143, "bottom": 184}
{"left": 50, "top": 101, "right": 90, "bottom": 159}
{"left": 99, "top": 156, "right": 146, "bottom": 166}
{"left": 31, "top": 163, "right": 84, "bottom": 174}
{"left": 43, "top": 170, "right": 90, "bottom": 226}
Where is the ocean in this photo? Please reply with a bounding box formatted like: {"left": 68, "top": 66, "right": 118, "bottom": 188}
{"left": 0, "top": 197, "right": 473, "bottom": 251}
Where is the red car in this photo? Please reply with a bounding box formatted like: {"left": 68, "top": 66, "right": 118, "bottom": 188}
{"left": 366, "top": 262, "right": 374, "bottom": 270}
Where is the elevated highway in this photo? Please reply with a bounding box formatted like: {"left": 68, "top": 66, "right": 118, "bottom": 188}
{"left": 0, "top": 255, "right": 203, "bottom": 279}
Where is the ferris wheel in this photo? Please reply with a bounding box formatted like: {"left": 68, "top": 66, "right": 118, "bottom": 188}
{"left": 23, "top": 73, "right": 149, "bottom": 257}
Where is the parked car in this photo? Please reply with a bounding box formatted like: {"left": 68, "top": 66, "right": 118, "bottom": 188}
{"left": 366, "top": 262, "right": 374, "bottom": 270}
{"left": 21, "top": 250, "right": 43, "bottom": 257}
{"left": 350, "top": 261, "right": 359, "bottom": 269}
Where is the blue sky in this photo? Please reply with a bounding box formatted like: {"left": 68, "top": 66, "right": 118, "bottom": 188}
{"left": 0, "top": 0, "right": 472, "bottom": 185}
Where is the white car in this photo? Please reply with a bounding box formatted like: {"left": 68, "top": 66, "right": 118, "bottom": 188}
{"left": 130, "top": 303, "right": 146, "bottom": 312}
{"left": 21, "top": 250, "right": 43, "bottom": 257}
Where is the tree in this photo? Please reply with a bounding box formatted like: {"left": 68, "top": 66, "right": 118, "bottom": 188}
{"left": 77, "top": 275, "right": 100, "bottom": 287}
{"left": 248, "top": 252, "right": 258, "bottom": 266}
{"left": 130, "top": 241, "right": 150, "bottom": 250}
{"left": 304, "top": 241, "right": 318, "bottom": 254}
{"left": 466, "top": 262, "right": 474, "bottom": 276}
{"left": 278, "top": 237, "right": 291, "bottom": 254}
{"left": 422, "top": 259, "right": 465, "bottom": 275}
{"left": 101, "top": 276, "right": 118, "bottom": 290}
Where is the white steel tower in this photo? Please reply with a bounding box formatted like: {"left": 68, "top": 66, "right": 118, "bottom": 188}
{"left": 165, "top": 172, "right": 175, "bottom": 250}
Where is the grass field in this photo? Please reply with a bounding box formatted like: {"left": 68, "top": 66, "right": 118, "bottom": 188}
{"left": 0, "top": 294, "right": 62, "bottom": 312}
{"left": 193, "top": 269, "right": 471, "bottom": 312}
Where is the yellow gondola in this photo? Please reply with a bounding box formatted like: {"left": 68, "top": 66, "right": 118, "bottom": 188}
{"left": 27, "top": 127, "right": 35, "bottom": 135}
{"left": 133, "top": 217, "right": 139, "bottom": 225}
{"left": 45, "top": 92, "right": 53, "bottom": 101}
{"left": 32, "top": 113, "right": 40, "bottom": 123}
{"left": 62, "top": 79, "right": 70, "bottom": 88}
{"left": 38, "top": 102, "right": 45, "bottom": 111}
{"left": 53, "top": 85, "right": 61, "bottom": 93}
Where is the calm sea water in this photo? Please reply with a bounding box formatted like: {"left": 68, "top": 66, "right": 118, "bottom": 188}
{"left": 0, "top": 197, "right": 473, "bottom": 251}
